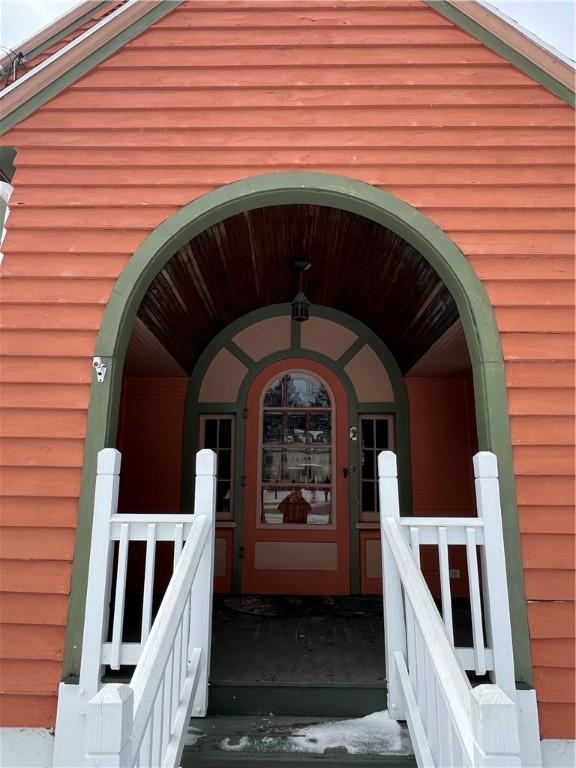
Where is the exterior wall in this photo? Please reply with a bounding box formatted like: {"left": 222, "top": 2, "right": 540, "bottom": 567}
{"left": 407, "top": 376, "right": 477, "bottom": 517}
{"left": 116, "top": 377, "right": 187, "bottom": 513}
{"left": 0, "top": 0, "right": 573, "bottom": 735}
{"left": 361, "top": 375, "right": 477, "bottom": 595}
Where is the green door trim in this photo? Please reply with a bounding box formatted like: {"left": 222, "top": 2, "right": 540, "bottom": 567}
{"left": 180, "top": 303, "right": 410, "bottom": 596}
{"left": 63, "top": 172, "right": 531, "bottom": 686}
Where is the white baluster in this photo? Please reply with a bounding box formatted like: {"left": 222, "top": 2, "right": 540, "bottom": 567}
{"left": 110, "top": 523, "right": 130, "bottom": 670}
{"left": 438, "top": 526, "right": 454, "bottom": 644}
{"left": 414, "top": 622, "right": 426, "bottom": 719}
{"left": 141, "top": 523, "right": 157, "bottom": 643}
{"left": 466, "top": 527, "right": 486, "bottom": 675}
{"left": 409, "top": 526, "right": 421, "bottom": 567}
{"left": 173, "top": 523, "right": 184, "bottom": 570}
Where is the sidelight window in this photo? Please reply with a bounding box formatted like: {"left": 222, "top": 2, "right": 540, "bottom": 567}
{"left": 199, "top": 415, "right": 234, "bottom": 520}
{"left": 359, "top": 415, "right": 394, "bottom": 522}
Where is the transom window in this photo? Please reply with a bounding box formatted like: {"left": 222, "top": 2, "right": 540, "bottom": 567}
{"left": 260, "top": 372, "right": 333, "bottom": 526}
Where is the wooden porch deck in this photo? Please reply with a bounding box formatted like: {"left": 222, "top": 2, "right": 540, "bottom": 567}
{"left": 211, "top": 596, "right": 386, "bottom": 686}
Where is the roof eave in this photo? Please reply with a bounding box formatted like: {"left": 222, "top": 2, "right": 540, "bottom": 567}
{"left": 0, "top": 1, "right": 111, "bottom": 71}
{"left": 426, "top": 0, "right": 575, "bottom": 106}
{"left": 0, "top": 0, "right": 183, "bottom": 135}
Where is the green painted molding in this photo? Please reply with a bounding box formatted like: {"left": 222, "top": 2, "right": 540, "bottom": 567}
{"left": 0, "top": 146, "right": 16, "bottom": 183}
{"left": 425, "top": 0, "right": 575, "bottom": 108}
{"left": 181, "top": 304, "right": 411, "bottom": 595}
{"left": 64, "top": 172, "right": 532, "bottom": 687}
{"left": 0, "top": 1, "right": 181, "bottom": 135}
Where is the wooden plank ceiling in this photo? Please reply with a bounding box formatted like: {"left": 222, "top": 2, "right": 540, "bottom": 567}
{"left": 135, "top": 204, "right": 460, "bottom": 374}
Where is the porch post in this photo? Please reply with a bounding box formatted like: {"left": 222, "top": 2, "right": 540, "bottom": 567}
{"left": 78, "top": 448, "right": 122, "bottom": 712}
{"left": 470, "top": 685, "right": 521, "bottom": 767}
{"left": 84, "top": 684, "right": 133, "bottom": 767}
{"left": 473, "top": 451, "right": 516, "bottom": 701}
{"left": 378, "top": 450, "right": 407, "bottom": 720}
{"left": 189, "top": 449, "right": 217, "bottom": 717}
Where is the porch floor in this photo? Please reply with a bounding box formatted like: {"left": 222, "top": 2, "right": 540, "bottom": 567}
{"left": 210, "top": 596, "right": 386, "bottom": 686}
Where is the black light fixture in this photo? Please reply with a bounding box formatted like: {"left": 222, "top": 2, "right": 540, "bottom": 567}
{"left": 291, "top": 258, "right": 311, "bottom": 323}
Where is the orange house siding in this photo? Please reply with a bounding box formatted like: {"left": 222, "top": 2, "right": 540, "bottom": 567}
{"left": 116, "top": 378, "right": 188, "bottom": 513}
{"left": 0, "top": 0, "right": 574, "bottom": 736}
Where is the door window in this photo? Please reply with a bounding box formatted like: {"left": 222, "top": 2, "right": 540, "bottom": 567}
{"left": 360, "top": 415, "right": 394, "bottom": 522}
{"left": 260, "top": 372, "right": 333, "bottom": 526}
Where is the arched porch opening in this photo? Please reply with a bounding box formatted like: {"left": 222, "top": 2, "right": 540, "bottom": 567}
{"left": 63, "top": 173, "right": 531, "bottom": 687}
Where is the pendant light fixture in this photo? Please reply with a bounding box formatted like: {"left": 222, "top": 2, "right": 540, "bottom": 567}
{"left": 291, "top": 258, "right": 311, "bottom": 323}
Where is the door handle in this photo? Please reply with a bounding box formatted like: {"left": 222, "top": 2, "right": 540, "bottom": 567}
{"left": 343, "top": 466, "right": 356, "bottom": 478}
{"left": 239, "top": 546, "right": 245, "bottom": 560}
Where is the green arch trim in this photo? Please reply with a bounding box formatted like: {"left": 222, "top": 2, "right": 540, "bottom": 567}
{"left": 180, "top": 303, "right": 412, "bottom": 595}
{"left": 63, "top": 172, "right": 531, "bottom": 686}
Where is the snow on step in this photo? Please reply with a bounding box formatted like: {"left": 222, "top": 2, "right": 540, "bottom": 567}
{"left": 185, "top": 711, "right": 413, "bottom": 757}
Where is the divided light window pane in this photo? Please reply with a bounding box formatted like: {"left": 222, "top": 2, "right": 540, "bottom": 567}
{"left": 200, "top": 415, "right": 234, "bottom": 519}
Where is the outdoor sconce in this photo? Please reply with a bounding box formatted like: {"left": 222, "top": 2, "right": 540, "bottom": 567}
{"left": 291, "top": 258, "right": 311, "bottom": 323}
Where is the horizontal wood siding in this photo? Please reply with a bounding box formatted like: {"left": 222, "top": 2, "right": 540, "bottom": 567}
{"left": 116, "top": 378, "right": 188, "bottom": 513}
{"left": 0, "top": 0, "right": 574, "bottom": 734}
{"left": 407, "top": 376, "right": 477, "bottom": 517}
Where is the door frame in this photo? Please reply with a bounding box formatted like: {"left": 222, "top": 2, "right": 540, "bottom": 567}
{"left": 182, "top": 305, "right": 409, "bottom": 596}
{"left": 64, "top": 172, "right": 532, "bottom": 687}
{"left": 242, "top": 358, "right": 351, "bottom": 595}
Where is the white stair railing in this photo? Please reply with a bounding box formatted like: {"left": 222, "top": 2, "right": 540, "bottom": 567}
{"left": 379, "top": 450, "right": 520, "bottom": 768}
{"left": 78, "top": 451, "right": 200, "bottom": 712}
{"left": 83, "top": 449, "right": 216, "bottom": 768}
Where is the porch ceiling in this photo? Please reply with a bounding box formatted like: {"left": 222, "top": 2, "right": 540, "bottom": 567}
{"left": 135, "top": 205, "right": 460, "bottom": 374}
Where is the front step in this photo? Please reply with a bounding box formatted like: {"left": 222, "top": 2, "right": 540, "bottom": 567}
{"left": 209, "top": 682, "right": 387, "bottom": 717}
{"left": 182, "top": 713, "right": 415, "bottom": 767}
{"left": 210, "top": 596, "right": 388, "bottom": 717}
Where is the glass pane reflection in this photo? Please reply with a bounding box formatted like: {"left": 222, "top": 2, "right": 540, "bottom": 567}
{"left": 261, "top": 372, "right": 333, "bottom": 525}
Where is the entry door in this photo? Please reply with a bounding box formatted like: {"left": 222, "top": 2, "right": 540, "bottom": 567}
{"left": 242, "top": 359, "right": 350, "bottom": 594}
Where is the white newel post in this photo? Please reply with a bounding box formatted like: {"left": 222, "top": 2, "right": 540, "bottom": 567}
{"left": 84, "top": 684, "right": 133, "bottom": 767}
{"left": 78, "top": 448, "right": 122, "bottom": 712}
{"left": 378, "top": 450, "right": 407, "bottom": 720}
{"left": 471, "top": 685, "right": 521, "bottom": 767}
{"left": 473, "top": 451, "right": 516, "bottom": 701}
{"left": 188, "top": 448, "right": 217, "bottom": 717}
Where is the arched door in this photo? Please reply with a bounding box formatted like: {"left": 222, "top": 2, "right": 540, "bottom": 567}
{"left": 242, "top": 359, "right": 350, "bottom": 594}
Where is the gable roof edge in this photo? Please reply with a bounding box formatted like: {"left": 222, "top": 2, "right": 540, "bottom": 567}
{"left": 0, "top": 0, "right": 573, "bottom": 136}
{"left": 0, "top": 0, "right": 183, "bottom": 136}
{"left": 0, "top": 1, "right": 111, "bottom": 73}
{"left": 425, "top": 0, "right": 575, "bottom": 107}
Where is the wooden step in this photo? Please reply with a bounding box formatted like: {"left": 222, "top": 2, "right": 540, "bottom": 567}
{"left": 209, "top": 681, "right": 388, "bottom": 717}
{"left": 181, "top": 713, "right": 415, "bottom": 767}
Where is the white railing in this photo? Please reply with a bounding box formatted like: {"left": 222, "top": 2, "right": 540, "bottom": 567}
{"left": 82, "top": 448, "right": 216, "bottom": 768}
{"left": 77, "top": 450, "right": 203, "bottom": 711}
{"left": 379, "top": 450, "right": 520, "bottom": 768}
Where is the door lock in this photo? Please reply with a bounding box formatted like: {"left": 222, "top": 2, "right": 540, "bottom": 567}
{"left": 239, "top": 546, "right": 245, "bottom": 560}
